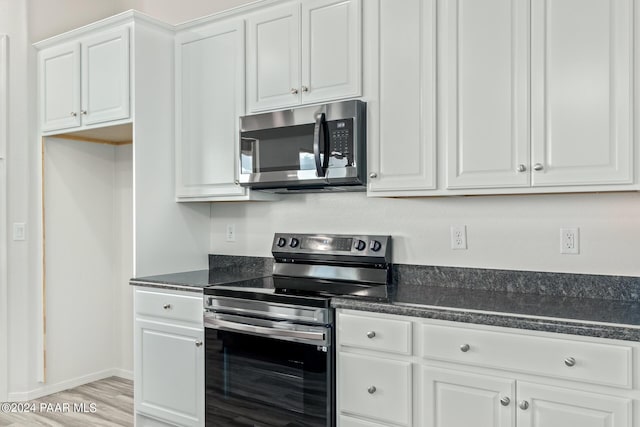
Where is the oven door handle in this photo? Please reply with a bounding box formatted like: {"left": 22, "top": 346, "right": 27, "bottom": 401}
{"left": 207, "top": 317, "right": 327, "bottom": 343}
{"left": 313, "top": 112, "right": 328, "bottom": 178}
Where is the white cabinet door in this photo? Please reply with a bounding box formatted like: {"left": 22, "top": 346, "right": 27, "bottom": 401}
{"left": 517, "top": 382, "right": 631, "bottom": 427}
{"left": 422, "top": 366, "right": 515, "bottom": 427}
{"left": 176, "top": 20, "right": 247, "bottom": 199}
{"left": 81, "top": 27, "right": 130, "bottom": 126}
{"left": 443, "top": 0, "right": 530, "bottom": 189}
{"left": 246, "top": 4, "right": 301, "bottom": 112}
{"left": 530, "top": 0, "right": 633, "bottom": 186}
{"left": 339, "top": 353, "right": 412, "bottom": 426}
{"left": 301, "top": 0, "right": 361, "bottom": 104}
{"left": 367, "top": 0, "right": 436, "bottom": 195}
{"left": 135, "top": 319, "right": 204, "bottom": 427}
{"left": 39, "top": 42, "right": 81, "bottom": 132}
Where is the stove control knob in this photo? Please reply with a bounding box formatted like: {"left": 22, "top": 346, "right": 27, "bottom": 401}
{"left": 370, "top": 240, "right": 382, "bottom": 252}
{"left": 355, "top": 239, "right": 366, "bottom": 251}
{"left": 289, "top": 238, "right": 300, "bottom": 248}
{"left": 276, "top": 237, "right": 287, "bottom": 247}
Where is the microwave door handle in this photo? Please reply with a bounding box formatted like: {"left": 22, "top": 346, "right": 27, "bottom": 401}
{"left": 313, "top": 112, "right": 327, "bottom": 177}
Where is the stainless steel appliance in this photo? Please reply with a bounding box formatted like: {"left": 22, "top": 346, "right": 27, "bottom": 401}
{"left": 203, "top": 233, "right": 391, "bottom": 426}
{"left": 239, "top": 100, "right": 366, "bottom": 192}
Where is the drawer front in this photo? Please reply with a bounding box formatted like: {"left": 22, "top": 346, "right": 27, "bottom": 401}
{"left": 135, "top": 289, "right": 203, "bottom": 324}
{"left": 339, "top": 353, "right": 412, "bottom": 426}
{"left": 338, "top": 312, "right": 412, "bottom": 355}
{"left": 422, "top": 323, "right": 632, "bottom": 388}
{"left": 339, "top": 415, "right": 389, "bottom": 427}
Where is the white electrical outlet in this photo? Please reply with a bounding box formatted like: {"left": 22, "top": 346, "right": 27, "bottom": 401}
{"left": 226, "top": 224, "right": 236, "bottom": 242}
{"left": 450, "top": 225, "right": 467, "bottom": 250}
{"left": 560, "top": 227, "right": 579, "bottom": 254}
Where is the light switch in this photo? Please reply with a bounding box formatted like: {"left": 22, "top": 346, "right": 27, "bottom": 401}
{"left": 13, "top": 223, "right": 26, "bottom": 241}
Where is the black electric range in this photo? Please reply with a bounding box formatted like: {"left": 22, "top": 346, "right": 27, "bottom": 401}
{"left": 203, "top": 233, "right": 392, "bottom": 427}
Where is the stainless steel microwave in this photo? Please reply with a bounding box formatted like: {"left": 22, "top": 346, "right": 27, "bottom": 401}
{"left": 239, "top": 100, "right": 366, "bottom": 192}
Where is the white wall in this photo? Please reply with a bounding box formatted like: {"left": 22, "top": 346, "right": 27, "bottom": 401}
{"left": 115, "top": 144, "right": 133, "bottom": 374}
{"left": 43, "top": 138, "right": 129, "bottom": 388}
{"left": 210, "top": 191, "right": 640, "bottom": 277}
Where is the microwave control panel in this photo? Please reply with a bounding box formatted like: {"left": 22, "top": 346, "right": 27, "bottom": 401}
{"left": 327, "top": 119, "right": 354, "bottom": 166}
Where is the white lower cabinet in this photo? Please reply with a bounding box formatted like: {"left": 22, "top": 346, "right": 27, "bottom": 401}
{"left": 134, "top": 287, "right": 204, "bottom": 427}
{"left": 423, "top": 367, "right": 515, "bottom": 427}
{"left": 337, "top": 309, "right": 638, "bottom": 427}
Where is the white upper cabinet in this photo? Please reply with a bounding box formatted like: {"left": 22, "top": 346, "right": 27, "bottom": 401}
{"left": 367, "top": 0, "right": 437, "bottom": 196}
{"left": 175, "top": 19, "right": 248, "bottom": 200}
{"left": 530, "top": 0, "right": 633, "bottom": 187}
{"left": 444, "top": 0, "right": 634, "bottom": 191}
{"left": 301, "top": 0, "right": 362, "bottom": 104}
{"left": 81, "top": 28, "right": 130, "bottom": 126}
{"left": 39, "top": 27, "right": 130, "bottom": 133}
{"left": 246, "top": 4, "right": 301, "bottom": 112}
{"left": 39, "top": 42, "right": 81, "bottom": 132}
{"left": 246, "top": 0, "right": 362, "bottom": 113}
{"left": 443, "top": 0, "right": 530, "bottom": 189}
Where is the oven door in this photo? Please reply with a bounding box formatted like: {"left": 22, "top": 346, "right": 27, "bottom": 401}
{"left": 204, "top": 312, "right": 333, "bottom": 427}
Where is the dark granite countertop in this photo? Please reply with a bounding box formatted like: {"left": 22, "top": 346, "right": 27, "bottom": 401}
{"left": 130, "top": 269, "right": 269, "bottom": 293}
{"left": 333, "top": 284, "right": 640, "bottom": 341}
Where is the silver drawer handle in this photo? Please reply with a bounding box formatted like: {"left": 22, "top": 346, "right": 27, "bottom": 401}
{"left": 70, "top": 111, "right": 77, "bottom": 117}
{"left": 369, "top": 172, "right": 378, "bottom": 179}
{"left": 533, "top": 163, "right": 544, "bottom": 171}
{"left": 564, "top": 357, "right": 576, "bottom": 367}
{"left": 517, "top": 164, "right": 526, "bottom": 172}
{"left": 366, "top": 331, "right": 376, "bottom": 339}
{"left": 500, "top": 396, "right": 510, "bottom": 406}
{"left": 460, "top": 343, "right": 470, "bottom": 352}
{"left": 519, "top": 400, "right": 529, "bottom": 410}
{"left": 367, "top": 385, "right": 376, "bottom": 394}
{"left": 195, "top": 340, "right": 203, "bottom": 347}
{"left": 163, "top": 304, "right": 171, "bottom": 310}
{"left": 291, "top": 88, "right": 299, "bottom": 95}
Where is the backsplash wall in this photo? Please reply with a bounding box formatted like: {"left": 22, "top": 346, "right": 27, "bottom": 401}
{"left": 209, "top": 191, "right": 640, "bottom": 277}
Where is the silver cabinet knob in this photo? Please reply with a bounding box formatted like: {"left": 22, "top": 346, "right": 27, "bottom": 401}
{"left": 366, "top": 331, "right": 376, "bottom": 339}
{"left": 564, "top": 357, "right": 576, "bottom": 367}
{"left": 234, "top": 180, "right": 239, "bottom": 185}
{"left": 367, "top": 386, "right": 377, "bottom": 394}
{"left": 291, "top": 88, "right": 299, "bottom": 95}
{"left": 500, "top": 396, "right": 511, "bottom": 406}
{"left": 533, "top": 163, "right": 544, "bottom": 171}
{"left": 519, "top": 401, "right": 529, "bottom": 410}
{"left": 80, "top": 110, "right": 87, "bottom": 115}
{"left": 460, "top": 343, "right": 470, "bottom": 352}
{"left": 70, "top": 112, "right": 77, "bottom": 117}
{"left": 163, "top": 304, "right": 171, "bottom": 310}
{"left": 369, "top": 172, "right": 378, "bottom": 179}
{"left": 517, "top": 164, "right": 527, "bottom": 172}
{"left": 195, "top": 340, "right": 203, "bottom": 347}
{"left": 302, "top": 85, "right": 309, "bottom": 92}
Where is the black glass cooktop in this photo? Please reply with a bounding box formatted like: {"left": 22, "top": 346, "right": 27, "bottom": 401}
{"left": 204, "top": 276, "right": 389, "bottom": 307}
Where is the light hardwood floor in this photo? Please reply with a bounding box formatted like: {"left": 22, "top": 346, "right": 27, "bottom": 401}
{"left": 0, "top": 377, "right": 133, "bottom": 427}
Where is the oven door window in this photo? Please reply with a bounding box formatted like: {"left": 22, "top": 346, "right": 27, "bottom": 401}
{"left": 206, "top": 328, "right": 331, "bottom": 427}
{"left": 240, "top": 124, "right": 319, "bottom": 174}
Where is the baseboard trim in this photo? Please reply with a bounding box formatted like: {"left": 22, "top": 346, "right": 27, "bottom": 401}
{"left": 7, "top": 367, "right": 131, "bottom": 401}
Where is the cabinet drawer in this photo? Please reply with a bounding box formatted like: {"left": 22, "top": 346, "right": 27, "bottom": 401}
{"left": 422, "top": 324, "right": 632, "bottom": 388}
{"left": 135, "top": 289, "right": 203, "bottom": 324}
{"left": 339, "top": 415, "right": 388, "bottom": 427}
{"left": 338, "top": 312, "right": 411, "bottom": 355}
{"left": 339, "top": 353, "right": 411, "bottom": 426}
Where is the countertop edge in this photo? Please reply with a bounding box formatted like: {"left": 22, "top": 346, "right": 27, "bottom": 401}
{"left": 130, "top": 280, "right": 204, "bottom": 293}
{"left": 332, "top": 298, "right": 640, "bottom": 342}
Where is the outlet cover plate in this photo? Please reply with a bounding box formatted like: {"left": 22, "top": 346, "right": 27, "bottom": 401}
{"left": 560, "top": 227, "right": 579, "bottom": 254}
